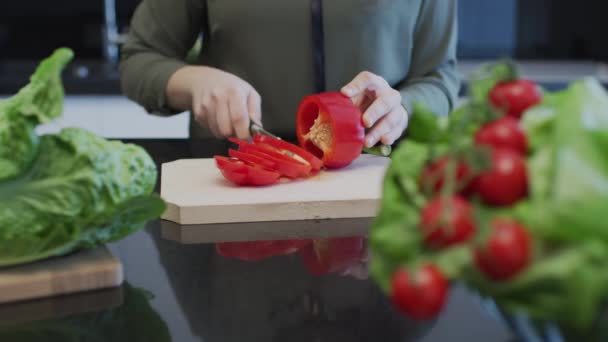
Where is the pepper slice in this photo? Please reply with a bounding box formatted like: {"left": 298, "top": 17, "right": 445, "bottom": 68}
{"left": 228, "top": 148, "right": 276, "bottom": 170}
{"left": 253, "top": 134, "right": 323, "bottom": 171}
{"left": 229, "top": 138, "right": 312, "bottom": 178}
{"left": 296, "top": 92, "right": 365, "bottom": 169}
{"left": 214, "top": 156, "right": 281, "bottom": 186}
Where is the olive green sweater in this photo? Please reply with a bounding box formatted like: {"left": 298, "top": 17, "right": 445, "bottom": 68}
{"left": 119, "top": 0, "right": 460, "bottom": 138}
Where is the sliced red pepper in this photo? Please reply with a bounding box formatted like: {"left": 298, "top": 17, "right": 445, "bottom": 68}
{"left": 296, "top": 92, "right": 365, "bottom": 169}
{"left": 238, "top": 143, "right": 311, "bottom": 179}
{"left": 252, "top": 134, "right": 323, "bottom": 171}
{"left": 228, "top": 148, "right": 276, "bottom": 170}
{"left": 228, "top": 137, "right": 312, "bottom": 178}
{"left": 214, "top": 155, "right": 281, "bottom": 186}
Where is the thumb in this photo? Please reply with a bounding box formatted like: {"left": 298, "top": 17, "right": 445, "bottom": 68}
{"left": 248, "top": 90, "right": 262, "bottom": 126}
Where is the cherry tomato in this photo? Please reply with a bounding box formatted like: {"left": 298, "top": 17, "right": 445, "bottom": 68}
{"left": 391, "top": 264, "right": 449, "bottom": 320}
{"left": 475, "top": 148, "right": 528, "bottom": 206}
{"left": 489, "top": 79, "right": 542, "bottom": 119}
{"left": 475, "top": 116, "right": 528, "bottom": 155}
{"left": 420, "top": 196, "right": 476, "bottom": 249}
{"left": 419, "top": 156, "right": 475, "bottom": 196}
{"left": 474, "top": 218, "right": 532, "bottom": 281}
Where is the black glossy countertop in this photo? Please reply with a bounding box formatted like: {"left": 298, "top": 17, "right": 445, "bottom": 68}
{"left": 0, "top": 139, "right": 520, "bottom": 342}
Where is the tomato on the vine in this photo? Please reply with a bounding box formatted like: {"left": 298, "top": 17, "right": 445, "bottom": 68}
{"left": 475, "top": 116, "right": 528, "bottom": 156}
{"left": 474, "top": 218, "right": 532, "bottom": 281}
{"left": 488, "top": 79, "right": 542, "bottom": 119}
{"left": 391, "top": 264, "right": 449, "bottom": 320}
{"left": 420, "top": 196, "right": 476, "bottom": 249}
{"left": 419, "top": 156, "right": 475, "bottom": 196}
{"left": 475, "top": 148, "right": 528, "bottom": 206}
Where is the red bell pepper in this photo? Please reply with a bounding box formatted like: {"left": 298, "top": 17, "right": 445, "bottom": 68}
{"left": 216, "top": 239, "right": 313, "bottom": 261}
{"left": 296, "top": 92, "right": 365, "bottom": 169}
{"left": 252, "top": 134, "right": 323, "bottom": 172}
{"left": 214, "top": 156, "right": 281, "bottom": 186}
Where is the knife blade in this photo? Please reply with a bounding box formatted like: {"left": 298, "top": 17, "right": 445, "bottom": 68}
{"left": 249, "top": 121, "right": 280, "bottom": 139}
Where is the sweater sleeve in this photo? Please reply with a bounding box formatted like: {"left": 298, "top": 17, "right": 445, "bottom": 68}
{"left": 398, "top": 0, "right": 461, "bottom": 117}
{"left": 119, "top": 0, "right": 204, "bottom": 115}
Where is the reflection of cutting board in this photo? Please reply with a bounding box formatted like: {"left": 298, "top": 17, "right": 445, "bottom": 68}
{"left": 161, "top": 154, "right": 390, "bottom": 225}
{"left": 0, "top": 247, "right": 123, "bottom": 304}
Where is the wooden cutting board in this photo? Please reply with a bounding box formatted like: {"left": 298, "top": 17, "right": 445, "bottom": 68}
{"left": 0, "top": 247, "right": 123, "bottom": 304}
{"left": 161, "top": 154, "right": 391, "bottom": 225}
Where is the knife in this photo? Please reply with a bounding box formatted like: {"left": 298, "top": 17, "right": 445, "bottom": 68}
{"left": 249, "top": 121, "right": 280, "bottom": 139}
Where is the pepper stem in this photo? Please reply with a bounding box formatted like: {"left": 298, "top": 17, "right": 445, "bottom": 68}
{"left": 363, "top": 144, "right": 392, "bottom": 157}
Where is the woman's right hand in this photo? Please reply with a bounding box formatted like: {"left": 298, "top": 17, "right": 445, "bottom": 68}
{"left": 167, "top": 66, "right": 262, "bottom": 139}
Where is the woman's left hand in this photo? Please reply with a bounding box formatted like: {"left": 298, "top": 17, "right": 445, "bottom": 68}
{"left": 341, "top": 71, "right": 409, "bottom": 148}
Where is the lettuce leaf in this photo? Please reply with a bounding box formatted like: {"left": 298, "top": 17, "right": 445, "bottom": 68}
{"left": 0, "top": 48, "right": 165, "bottom": 267}
{"left": 0, "top": 48, "right": 73, "bottom": 181}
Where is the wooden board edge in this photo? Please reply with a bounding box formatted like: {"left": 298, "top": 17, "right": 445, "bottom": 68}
{"left": 160, "top": 217, "right": 372, "bottom": 244}
{"left": 0, "top": 247, "right": 124, "bottom": 305}
{"left": 166, "top": 198, "right": 379, "bottom": 225}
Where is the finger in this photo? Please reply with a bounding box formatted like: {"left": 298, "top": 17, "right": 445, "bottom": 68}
{"left": 215, "top": 93, "right": 234, "bottom": 137}
{"left": 192, "top": 95, "right": 207, "bottom": 126}
{"left": 365, "top": 110, "right": 401, "bottom": 148}
{"left": 206, "top": 103, "right": 222, "bottom": 138}
{"left": 248, "top": 90, "right": 262, "bottom": 126}
{"left": 227, "top": 88, "right": 251, "bottom": 139}
{"left": 380, "top": 109, "right": 409, "bottom": 145}
{"left": 341, "top": 71, "right": 387, "bottom": 98}
{"left": 352, "top": 93, "right": 374, "bottom": 113}
{"left": 362, "top": 89, "right": 400, "bottom": 128}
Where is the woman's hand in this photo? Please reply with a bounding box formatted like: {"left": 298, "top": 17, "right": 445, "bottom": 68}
{"left": 167, "top": 66, "right": 262, "bottom": 139}
{"left": 341, "top": 71, "right": 409, "bottom": 148}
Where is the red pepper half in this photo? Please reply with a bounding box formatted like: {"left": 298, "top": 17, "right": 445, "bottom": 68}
{"left": 296, "top": 92, "right": 365, "bottom": 169}
{"left": 214, "top": 156, "right": 281, "bottom": 186}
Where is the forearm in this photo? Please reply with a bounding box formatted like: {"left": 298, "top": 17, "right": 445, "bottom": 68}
{"left": 120, "top": 51, "right": 187, "bottom": 115}
{"left": 118, "top": 0, "right": 203, "bottom": 115}
{"left": 399, "top": 66, "right": 460, "bottom": 117}
{"left": 397, "top": 0, "right": 460, "bottom": 117}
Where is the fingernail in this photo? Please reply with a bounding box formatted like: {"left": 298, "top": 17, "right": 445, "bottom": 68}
{"left": 363, "top": 116, "right": 372, "bottom": 128}
{"left": 343, "top": 87, "right": 354, "bottom": 96}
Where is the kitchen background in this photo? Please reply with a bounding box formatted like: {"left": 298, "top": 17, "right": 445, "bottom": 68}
{"left": 1, "top": 0, "right": 608, "bottom": 139}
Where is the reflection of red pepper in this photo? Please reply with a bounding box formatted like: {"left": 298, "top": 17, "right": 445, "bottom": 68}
{"left": 296, "top": 92, "right": 365, "bottom": 169}
{"left": 214, "top": 156, "right": 281, "bottom": 186}
{"left": 299, "top": 237, "right": 365, "bottom": 276}
{"left": 216, "top": 239, "right": 313, "bottom": 261}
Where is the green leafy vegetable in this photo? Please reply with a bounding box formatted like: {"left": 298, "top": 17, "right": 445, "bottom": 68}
{"left": 0, "top": 283, "right": 171, "bottom": 342}
{"left": 0, "top": 48, "right": 165, "bottom": 267}
{"left": 371, "top": 57, "right": 608, "bottom": 335}
{"left": 0, "top": 48, "right": 73, "bottom": 181}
